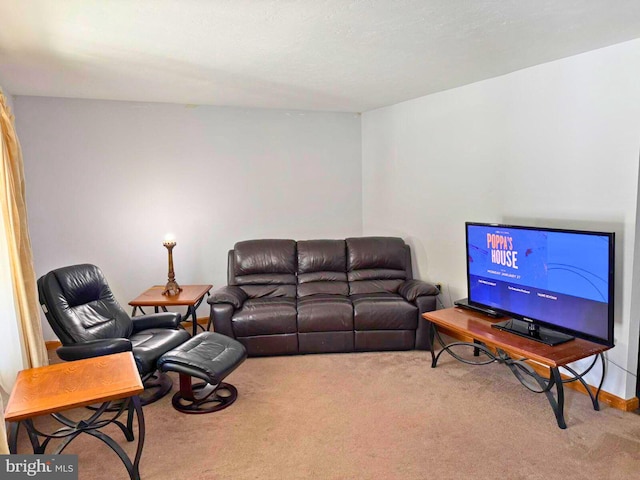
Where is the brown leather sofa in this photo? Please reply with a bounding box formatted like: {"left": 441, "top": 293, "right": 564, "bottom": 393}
{"left": 208, "top": 237, "right": 439, "bottom": 356}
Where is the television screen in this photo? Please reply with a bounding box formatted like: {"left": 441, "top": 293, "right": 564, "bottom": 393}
{"left": 465, "top": 222, "right": 615, "bottom": 346}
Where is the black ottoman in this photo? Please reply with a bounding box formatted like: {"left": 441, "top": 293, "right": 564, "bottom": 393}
{"left": 158, "top": 332, "right": 247, "bottom": 414}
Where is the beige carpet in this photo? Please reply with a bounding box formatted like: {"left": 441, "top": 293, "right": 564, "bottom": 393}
{"left": 16, "top": 351, "right": 640, "bottom": 479}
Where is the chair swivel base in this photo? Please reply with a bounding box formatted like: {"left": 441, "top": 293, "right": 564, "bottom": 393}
{"left": 87, "top": 371, "right": 172, "bottom": 411}
{"left": 172, "top": 375, "right": 238, "bottom": 414}
{"left": 140, "top": 371, "right": 173, "bottom": 406}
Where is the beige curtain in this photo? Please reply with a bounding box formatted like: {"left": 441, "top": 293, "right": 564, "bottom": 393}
{"left": 0, "top": 90, "right": 47, "bottom": 367}
{"left": 0, "top": 396, "right": 7, "bottom": 454}
{"left": 1, "top": 89, "right": 48, "bottom": 453}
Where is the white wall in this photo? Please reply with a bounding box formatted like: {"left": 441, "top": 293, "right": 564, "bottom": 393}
{"left": 362, "top": 39, "right": 640, "bottom": 399}
{"left": 14, "top": 98, "right": 362, "bottom": 340}
{"left": 3, "top": 89, "right": 14, "bottom": 111}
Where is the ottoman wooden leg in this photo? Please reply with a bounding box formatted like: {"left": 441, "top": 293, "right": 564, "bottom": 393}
{"left": 172, "top": 373, "right": 239, "bottom": 414}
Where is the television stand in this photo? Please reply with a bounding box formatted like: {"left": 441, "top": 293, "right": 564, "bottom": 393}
{"left": 492, "top": 318, "right": 574, "bottom": 346}
{"left": 422, "top": 308, "right": 611, "bottom": 429}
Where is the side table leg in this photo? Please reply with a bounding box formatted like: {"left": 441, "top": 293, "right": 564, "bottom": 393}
{"left": 428, "top": 322, "right": 437, "bottom": 368}
{"left": 189, "top": 306, "right": 197, "bottom": 336}
{"left": 131, "top": 306, "right": 147, "bottom": 316}
{"left": 131, "top": 395, "right": 146, "bottom": 480}
{"left": 127, "top": 399, "right": 135, "bottom": 438}
{"left": 205, "top": 291, "right": 211, "bottom": 331}
{"left": 80, "top": 397, "right": 145, "bottom": 480}
{"left": 8, "top": 421, "right": 19, "bottom": 453}
{"left": 25, "top": 420, "right": 44, "bottom": 453}
{"left": 473, "top": 339, "right": 481, "bottom": 357}
{"left": 593, "top": 353, "right": 606, "bottom": 411}
{"left": 548, "top": 367, "right": 567, "bottom": 429}
{"left": 188, "top": 294, "right": 209, "bottom": 335}
{"left": 8, "top": 421, "right": 42, "bottom": 454}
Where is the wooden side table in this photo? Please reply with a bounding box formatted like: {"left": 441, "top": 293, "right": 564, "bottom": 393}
{"left": 4, "top": 352, "right": 145, "bottom": 480}
{"left": 129, "top": 284, "right": 213, "bottom": 336}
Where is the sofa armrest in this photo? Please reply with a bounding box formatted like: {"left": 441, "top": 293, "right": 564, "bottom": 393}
{"left": 207, "top": 286, "right": 248, "bottom": 309}
{"left": 414, "top": 295, "right": 438, "bottom": 350}
{"left": 57, "top": 338, "right": 133, "bottom": 362}
{"left": 131, "top": 312, "right": 183, "bottom": 333}
{"left": 398, "top": 279, "right": 439, "bottom": 303}
{"left": 209, "top": 303, "right": 236, "bottom": 337}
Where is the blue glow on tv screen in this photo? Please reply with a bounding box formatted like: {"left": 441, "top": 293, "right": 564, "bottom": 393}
{"left": 466, "top": 222, "right": 615, "bottom": 346}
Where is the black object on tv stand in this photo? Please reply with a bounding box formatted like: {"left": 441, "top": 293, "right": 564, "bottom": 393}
{"left": 492, "top": 318, "right": 574, "bottom": 346}
{"left": 454, "top": 298, "right": 503, "bottom": 318}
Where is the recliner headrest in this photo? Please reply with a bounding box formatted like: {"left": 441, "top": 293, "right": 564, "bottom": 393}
{"left": 53, "top": 263, "right": 109, "bottom": 308}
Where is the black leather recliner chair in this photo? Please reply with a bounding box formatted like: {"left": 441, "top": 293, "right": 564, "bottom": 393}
{"left": 37, "top": 264, "right": 191, "bottom": 404}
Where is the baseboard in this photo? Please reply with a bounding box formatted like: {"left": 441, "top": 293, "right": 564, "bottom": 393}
{"left": 44, "top": 321, "right": 639, "bottom": 413}
{"left": 180, "top": 316, "right": 209, "bottom": 330}
{"left": 45, "top": 340, "right": 62, "bottom": 351}
{"left": 438, "top": 327, "right": 639, "bottom": 412}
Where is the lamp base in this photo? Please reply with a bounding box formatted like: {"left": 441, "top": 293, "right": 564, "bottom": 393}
{"left": 162, "top": 280, "right": 183, "bottom": 296}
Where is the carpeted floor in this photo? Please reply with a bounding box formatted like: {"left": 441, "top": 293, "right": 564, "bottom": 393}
{"left": 16, "top": 351, "right": 640, "bottom": 479}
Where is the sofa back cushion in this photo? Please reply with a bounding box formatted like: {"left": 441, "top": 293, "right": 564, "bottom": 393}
{"left": 231, "top": 239, "right": 297, "bottom": 298}
{"left": 346, "top": 237, "right": 410, "bottom": 295}
{"left": 297, "top": 240, "right": 348, "bottom": 297}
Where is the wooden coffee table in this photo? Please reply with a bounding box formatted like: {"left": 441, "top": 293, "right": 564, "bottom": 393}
{"left": 129, "top": 284, "right": 213, "bottom": 336}
{"left": 4, "top": 352, "right": 145, "bottom": 480}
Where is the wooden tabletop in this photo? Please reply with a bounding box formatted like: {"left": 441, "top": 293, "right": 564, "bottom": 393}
{"left": 422, "top": 307, "right": 610, "bottom": 368}
{"left": 128, "top": 284, "right": 213, "bottom": 307}
{"left": 4, "top": 352, "right": 143, "bottom": 422}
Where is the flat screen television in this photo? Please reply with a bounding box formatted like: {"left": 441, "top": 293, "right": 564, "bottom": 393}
{"left": 459, "top": 222, "right": 615, "bottom": 347}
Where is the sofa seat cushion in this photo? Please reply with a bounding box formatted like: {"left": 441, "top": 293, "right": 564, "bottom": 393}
{"left": 237, "top": 334, "right": 298, "bottom": 356}
{"left": 299, "top": 331, "right": 354, "bottom": 353}
{"left": 297, "top": 295, "right": 353, "bottom": 333}
{"left": 232, "top": 298, "right": 297, "bottom": 337}
{"left": 351, "top": 293, "right": 417, "bottom": 330}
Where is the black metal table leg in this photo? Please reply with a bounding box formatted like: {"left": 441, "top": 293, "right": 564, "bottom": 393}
{"left": 428, "top": 330, "right": 597, "bottom": 429}
{"left": 9, "top": 420, "right": 43, "bottom": 453}
{"left": 429, "top": 323, "right": 496, "bottom": 368}
{"left": 130, "top": 395, "right": 145, "bottom": 480}
{"left": 189, "top": 306, "right": 198, "bottom": 336}
{"left": 593, "top": 353, "right": 606, "bottom": 411}
{"left": 423, "top": 310, "right": 609, "bottom": 429}
{"left": 131, "top": 306, "right": 147, "bottom": 316}
{"left": 427, "top": 321, "right": 438, "bottom": 367}
{"left": 9, "top": 396, "right": 145, "bottom": 480}
{"left": 559, "top": 353, "right": 605, "bottom": 411}
{"left": 473, "top": 339, "right": 481, "bottom": 357}
{"left": 8, "top": 421, "right": 19, "bottom": 453}
{"left": 549, "top": 367, "right": 567, "bottom": 429}
{"left": 188, "top": 293, "right": 209, "bottom": 336}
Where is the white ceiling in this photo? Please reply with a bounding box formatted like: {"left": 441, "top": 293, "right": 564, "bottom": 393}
{"left": 1, "top": 0, "right": 640, "bottom": 113}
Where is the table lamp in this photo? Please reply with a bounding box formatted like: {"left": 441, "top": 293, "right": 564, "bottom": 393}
{"left": 162, "top": 233, "right": 182, "bottom": 296}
